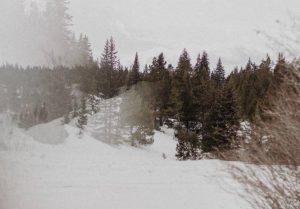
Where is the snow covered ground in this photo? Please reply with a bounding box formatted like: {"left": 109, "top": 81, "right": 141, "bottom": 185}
{"left": 0, "top": 118, "right": 250, "bottom": 209}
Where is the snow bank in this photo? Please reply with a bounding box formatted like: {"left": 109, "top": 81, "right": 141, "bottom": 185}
{"left": 0, "top": 118, "right": 250, "bottom": 209}
{"left": 27, "top": 119, "right": 68, "bottom": 145}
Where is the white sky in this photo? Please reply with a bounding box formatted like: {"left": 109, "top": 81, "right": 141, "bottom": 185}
{"left": 67, "top": 0, "right": 300, "bottom": 72}
{"left": 2, "top": 0, "right": 300, "bottom": 72}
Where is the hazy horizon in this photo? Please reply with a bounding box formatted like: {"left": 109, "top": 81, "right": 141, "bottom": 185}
{"left": 1, "top": 0, "right": 300, "bottom": 72}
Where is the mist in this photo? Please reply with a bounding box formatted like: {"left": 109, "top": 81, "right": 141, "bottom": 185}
{"left": 2, "top": 0, "right": 300, "bottom": 70}
{"left": 0, "top": 0, "right": 90, "bottom": 67}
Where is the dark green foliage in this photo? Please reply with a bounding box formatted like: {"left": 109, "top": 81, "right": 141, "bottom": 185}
{"left": 175, "top": 128, "right": 199, "bottom": 160}
{"left": 0, "top": 23, "right": 279, "bottom": 158}
{"left": 127, "top": 53, "right": 140, "bottom": 88}
{"left": 165, "top": 79, "right": 183, "bottom": 120}
{"left": 147, "top": 53, "right": 172, "bottom": 128}
{"left": 191, "top": 53, "right": 213, "bottom": 126}
{"left": 98, "top": 37, "right": 121, "bottom": 98}
{"left": 227, "top": 55, "right": 273, "bottom": 120}
{"left": 197, "top": 51, "right": 211, "bottom": 79}
{"left": 212, "top": 58, "right": 225, "bottom": 89}
{"left": 201, "top": 87, "right": 239, "bottom": 153}
{"left": 76, "top": 97, "right": 88, "bottom": 133}
{"left": 172, "top": 49, "right": 194, "bottom": 128}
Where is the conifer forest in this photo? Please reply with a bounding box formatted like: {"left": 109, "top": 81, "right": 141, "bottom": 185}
{"left": 0, "top": 1, "right": 299, "bottom": 209}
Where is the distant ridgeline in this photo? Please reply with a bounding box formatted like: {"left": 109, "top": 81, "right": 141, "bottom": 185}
{"left": 0, "top": 33, "right": 292, "bottom": 156}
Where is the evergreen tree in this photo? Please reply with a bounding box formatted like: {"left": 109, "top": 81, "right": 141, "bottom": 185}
{"left": 274, "top": 53, "right": 287, "bottom": 84}
{"left": 191, "top": 53, "right": 213, "bottom": 126}
{"left": 212, "top": 58, "right": 225, "bottom": 89}
{"left": 127, "top": 53, "right": 140, "bottom": 88}
{"left": 202, "top": 87, "right": 239, "bottom": 152}
{"left": 148, "top": 53, "right": 171, "bottom": 128}
{"left": 142, "top": 64, "right": 150, "bottom": 81}
{"left": 165, "top": 79, "right": 183, "bottom": 120}
{"left": 175, "top": 128, "right": 199, "bottom": 160}
{"left": 77, "top": 34, "right": 93, "bottom": 66}
{"left": 76, "top": 97, "right": 88, "bottom": 134}
{"left": 173, "top": 49, "right": 194, "bottom": 128}
{"left": 99, "top": 37, "right": 120, "bottom": 98}
{"left": 198, "top": 51, "right": 210, "bottom": 79}
{"left": 44, "top": 0, "right": 73, "bottom": 66}
{"left": 98, "top": 38, "right": 122, "bottom": 143}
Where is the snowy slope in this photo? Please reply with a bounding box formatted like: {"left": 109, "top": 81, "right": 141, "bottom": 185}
{"left": 0, "top": 119, "right": 250, "bottom": 209}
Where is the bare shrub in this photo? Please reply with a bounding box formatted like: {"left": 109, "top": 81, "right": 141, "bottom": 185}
{"left": 230, "top": 63, "right": 300, "bottom": 209}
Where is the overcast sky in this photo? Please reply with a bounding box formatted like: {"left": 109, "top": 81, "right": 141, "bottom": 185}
{"left": 67, "top": 0, "right": 300, "bottom": 72}
{"left": 2, "top": 0, "right": 300, "bottom": 72}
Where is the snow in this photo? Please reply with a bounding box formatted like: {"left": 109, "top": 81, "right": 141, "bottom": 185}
{"left": 0, "top": 124, "right": 250, "bottom": 209}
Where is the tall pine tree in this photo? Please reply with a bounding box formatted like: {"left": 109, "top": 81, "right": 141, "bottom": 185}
{"left": 127, "top": 53, "right": 140, "bottom": 88}
{"left": 173, "top": 49, "right": 194, "bottom": 128}
{"left": 191, "top": 52, "right": 213, "bottom": 127}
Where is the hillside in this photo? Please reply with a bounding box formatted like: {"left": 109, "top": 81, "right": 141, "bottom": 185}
{"left": 0, "top": 110, "right": 250, "bottom": 209}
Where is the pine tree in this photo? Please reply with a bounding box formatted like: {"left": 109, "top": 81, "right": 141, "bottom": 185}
{"left": 76, "top": 97, "right": 88, "bottom": 134}
{"left": 77, "top": 34, "right": 93, "bottom": 66}
{"left": 99, "top": 37, "right": 120, "bottom": 98}
{"left": 274, "top": 53, "right": 287, "bottom": 84}
{"left": 173, "top": 49, "right": 194, "bottom": 128}
{"left": 97, "top": 38, "right": 121, "bottom": 142}
{"left": 212, "top": 58, "right": 225, "bottom": 89}
{"left": 165, "top": 79, "right": 183, "bottom": 120}
{"left": 175, "top": 129, "right": 190, "bottom": 160}
{"left": 198, "top": 51, "right": 210, "bottom": 79}
{"left": 127, "top": 53, "right": 140, "bottom": 88}
{"left": 142, "top": 64, "right": 150, "bottom": 81}
{"left": 191, "top": 52, "right": 213, "bottom": 126}
{"left": 201, "top": 87, "right": 239, "bottom": 153}
{"left": 148, "top": 53, "right": 171, "bottom": 128}
{"left": 149, "top": 53, "right": 167, "bottom": 82}
{"left": 175, "top": 128, "right": 199, "bottom": 160}
{"left": 44, "top": 0, "right": 73, "bottom": 66}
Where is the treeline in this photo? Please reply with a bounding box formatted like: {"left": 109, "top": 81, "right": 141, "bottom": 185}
{"left": 0, "top": 36, "right": 289, "bottom": 157}
{"left": 0, "top": 39, "right": 122, "bottom": 128}
{"left": 127, "top": 50, "right": 280, "bottom": 159}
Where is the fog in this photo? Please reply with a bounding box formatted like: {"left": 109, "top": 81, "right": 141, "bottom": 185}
{"left": 1, "top": 0, "right": 300, "bottom": 70}
{"left": 0, "top": 0, "right": 85, "bottom": 67}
